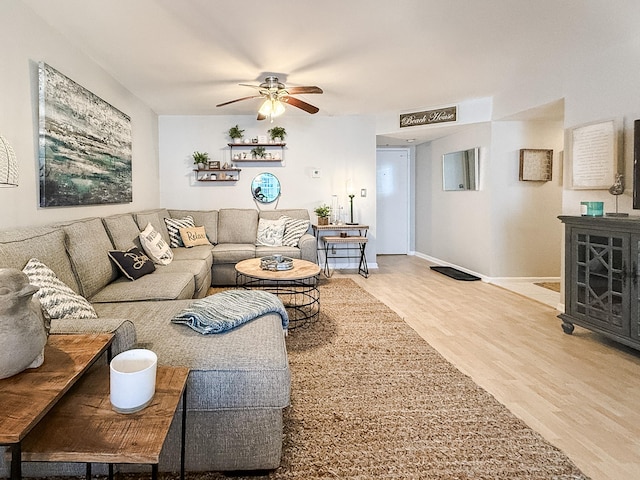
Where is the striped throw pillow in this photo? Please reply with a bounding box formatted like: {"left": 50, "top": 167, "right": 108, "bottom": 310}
{"left": 164, "top": 215, "right": 195, "bottom": 247}
{"left": 281, "top": 216, "right": 310, "bottom": 247}
{"left": 22, "top": 258, "right": 97, "bottom": 319}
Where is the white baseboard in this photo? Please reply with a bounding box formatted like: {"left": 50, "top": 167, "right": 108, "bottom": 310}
{"left": 413, "top": 252, "right": 560, "bottom": 285}
{"left": 413, "top": 252, "right": 490, "bottom": 282}
{"left": 325, "top": 261, "right": 378, "bottom": 271}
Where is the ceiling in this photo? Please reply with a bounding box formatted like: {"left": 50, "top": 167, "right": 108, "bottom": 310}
{"left": 21, "top": 0, "right": 640, "bottom": 144}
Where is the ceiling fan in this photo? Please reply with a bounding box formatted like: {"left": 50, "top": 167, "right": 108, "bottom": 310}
{"left": 216, "top": 76, "right": 323, "bottom": 121}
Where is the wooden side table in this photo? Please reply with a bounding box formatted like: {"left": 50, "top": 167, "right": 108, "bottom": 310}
{"left": 0, "top": 334, "right": 114, "bottom": 480}
{"left": 312, "top": 224, "right": 369, "bottom": 278}
{"left": 20, "top": 365, "right": 189, "bottom": 480}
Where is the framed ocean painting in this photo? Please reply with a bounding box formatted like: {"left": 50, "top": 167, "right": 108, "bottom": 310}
{"left": 38, "top": 62, "right": 132, "bottom": 207}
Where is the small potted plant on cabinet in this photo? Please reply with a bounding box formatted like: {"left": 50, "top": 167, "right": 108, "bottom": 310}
{"left": 314, "top": 204, "right": 331, "bottom": 225}
{"left": 192, "top": 151, "right": 209, "bottom": 169}
{"left": 228, "top": 125, "right": 245, "bottom": 143}
{"left": 267, "top": 126, "right": 287, "bottom": 143}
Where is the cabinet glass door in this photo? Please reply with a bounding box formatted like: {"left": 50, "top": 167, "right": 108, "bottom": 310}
{"left": 630, "top": 235, "right": 640, "bottom": 340}
{"left": 572, "top": 229, "right": 630, "bottom": 335}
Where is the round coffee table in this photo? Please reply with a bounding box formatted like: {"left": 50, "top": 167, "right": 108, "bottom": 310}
{"left": 235, "top": 258, "right": 321, "bottom": 327}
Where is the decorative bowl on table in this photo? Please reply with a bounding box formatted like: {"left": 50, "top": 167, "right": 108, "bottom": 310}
{"left": 260, "top": 255, "right": 294, "bottom": 271}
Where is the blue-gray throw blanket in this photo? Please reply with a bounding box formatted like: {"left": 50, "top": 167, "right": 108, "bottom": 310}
{"left": 171, "top": 289, "right": 289, "bottom": 334}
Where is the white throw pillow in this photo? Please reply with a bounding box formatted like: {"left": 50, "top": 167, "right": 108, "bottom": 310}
{"left": 139, "top": 223, "right": 174, "bottom": 265}
{"left": 22, "top": 258, "right": 97, "bottom": 319}
{"left": 280, "top": 215, "right": 310, "bottom": 247}
{"left": 255, "top": 217, "right": 286, "bottom": 247}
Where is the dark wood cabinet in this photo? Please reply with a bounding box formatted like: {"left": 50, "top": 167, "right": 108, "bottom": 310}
{"left": 559, "top": 215, "right": 640, "bottom": 350}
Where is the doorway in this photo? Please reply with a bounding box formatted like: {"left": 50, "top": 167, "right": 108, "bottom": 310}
{"left": 376, "top": 148, "right": 410, "bottom": 254}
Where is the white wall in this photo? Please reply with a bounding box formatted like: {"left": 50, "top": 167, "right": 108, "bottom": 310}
{"left": 561, "top": 37, "right": 640, "bottom": 216}
{"left": 0, "top": 1, "right": 159, "bottom": 229}
{"left": 415, "top": 123, "right": 493, "bottom": 274}
{"left": 414, "top": 119, "right": 564, "bottom": 278}
{"left": 158, "top": 114, "right": 379, "bottom": 262}
{"left": 489, "top": 121, "right": 564, "bottom": 277}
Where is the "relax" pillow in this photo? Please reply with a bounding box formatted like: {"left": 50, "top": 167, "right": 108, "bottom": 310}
{"left": 179, "top": 226, "right": 211, "bottom": 248}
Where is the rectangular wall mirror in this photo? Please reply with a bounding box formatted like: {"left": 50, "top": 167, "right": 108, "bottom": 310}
{"left": 442, "top": 147, "right": 479, "bottom": 191}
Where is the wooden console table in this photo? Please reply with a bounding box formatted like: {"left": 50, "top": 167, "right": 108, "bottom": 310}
{"left": 312, "top": 224, "right": 369, "bottom": 278}
{"left": 0, "top": 334, "right": 114, "bottom": 480}
{"left": 20, "top": 365, "right": 189, "bottom": 480}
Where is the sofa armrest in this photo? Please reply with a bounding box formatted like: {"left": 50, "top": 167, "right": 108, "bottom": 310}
{"left": 298, "top": 233, "right": 318, "bottom": 263}
{"left": 50, "top": 317, "right": 137, "bottom": 358}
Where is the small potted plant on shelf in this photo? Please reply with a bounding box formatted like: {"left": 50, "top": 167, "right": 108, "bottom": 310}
{"left": 314, "top": 204, "right": 331, "bottom": 225}
{"left": 251, "top": 146, "right": 266, "bottom": 159}
{"left": 192, "top": 151, "right": 209, "bottom": 169}
{"left": 267, "top": 126, "right": 287, "bottom": 143}
{"left": 228, "top": 125, "right": 245, "bottom": 143}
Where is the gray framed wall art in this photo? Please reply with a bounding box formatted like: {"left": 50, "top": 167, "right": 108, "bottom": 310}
{"left": 38, "top": 62, "right": 132, "bottom": 207}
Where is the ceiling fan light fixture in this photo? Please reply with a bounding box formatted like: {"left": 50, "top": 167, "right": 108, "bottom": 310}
{"left": 258, "top": 98, "right": 285, "bottom": 119}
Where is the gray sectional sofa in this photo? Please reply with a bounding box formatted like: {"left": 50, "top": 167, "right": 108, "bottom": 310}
{"left": 0, "top": 207, "right": 317, "bottom": 476}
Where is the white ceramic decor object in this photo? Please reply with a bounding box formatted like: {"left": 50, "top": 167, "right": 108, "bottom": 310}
{"left": 110, "top": 349, "right": 158, "bottom": 414}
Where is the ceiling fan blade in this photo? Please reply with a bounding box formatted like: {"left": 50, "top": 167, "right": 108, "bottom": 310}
{"left": 286, "top": 86, "right": 323, "bottom": 95}
{"left": 282, "top": 96, "right": 320, "bottom": 114}
{"left": 216, "top": 95, "right": 262, "bottom": 107}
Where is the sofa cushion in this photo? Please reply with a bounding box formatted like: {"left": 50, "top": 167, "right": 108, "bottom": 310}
{"left": 140, "top": 223, "right": 174, "bottom": 265}
{"left": 180, "top": 226, "right": 211, "bottom": 248}
{"left": 255, "top": 217, "right": 285, "bottom": 247}
{"left": 22, "top": 258, "right": 97, "bottom": 319}
{"left": 259, "top": 209, "right": 310, "bottom": 222}
{"left": 0, "top": 227, "right": 81, "bottom": 294}
{"left": 89, "top": 272, "right": 195, "bottom": 303}
{"left": 168, "top": 209, "right": 218, "bottom": 245}
{"left": 155, "top": 259, "right": 210, "bottom": 295}
{"left": 93, "top": 300, "right": 290, "bottom": 410}
{"left": 171, "top": 245, "right": 214, "bottom": 267}
{"left": 164, "top": 216, "right": 195, "bottom": 247}
{"left": 218, "top": 209, "right": 258, "bottom": 244}
{"left": 212, "top": 244, "right": 256, "bottom": 264}
{"left": 102, "top": 214, "right": 142, "bottom": 251}
{"left": 62, "top": 218, "right": 118, "bottom": 299}
{"left": 255, "top": 245, "right": 302, "bottom": 260}
{"left": 108, "top": 247, "right": 156, "bottom": 280}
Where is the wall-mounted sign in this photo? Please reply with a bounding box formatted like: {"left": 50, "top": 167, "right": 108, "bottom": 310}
{"left": 399, "top": 105, "right": 457, "bottom": 128}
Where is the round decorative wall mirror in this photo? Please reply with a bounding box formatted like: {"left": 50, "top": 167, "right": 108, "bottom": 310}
{"left": 251, "top": 173, "right": 281, "bottom": 204}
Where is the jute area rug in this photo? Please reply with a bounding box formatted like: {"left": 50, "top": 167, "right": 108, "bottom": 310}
{"left": 200, "top": 278, "right": 587, "bottom": 480}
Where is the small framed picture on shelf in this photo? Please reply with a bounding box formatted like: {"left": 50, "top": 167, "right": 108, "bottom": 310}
{"left": 208, "top": 161, "right": 220, "bottom": 170}
{"left": 519, "top": 149, "right": 553, "bottom": 182}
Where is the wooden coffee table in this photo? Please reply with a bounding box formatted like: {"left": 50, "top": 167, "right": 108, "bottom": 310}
{"left": 20, "top": 365, "right": 189, "bottom": 480}
{"left": 0, "top": 334, "right": 114, "bottom": 480}
{"left": 235, "top": 258, "right": 321, "bottom": 327}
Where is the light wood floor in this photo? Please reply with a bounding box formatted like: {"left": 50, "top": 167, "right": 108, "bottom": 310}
{"left": 334, "top": 255, "right": 640, "bottom": 480}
